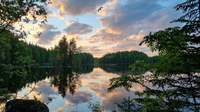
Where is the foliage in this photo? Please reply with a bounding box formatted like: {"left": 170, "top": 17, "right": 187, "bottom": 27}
{"left": 69, "top": 38, "right": 77, "bottom": 65}
{"left": 0, "top": 66, "right": 53, "bottom": 103}
{"left": 0, "top": 30, "right": 32, "bottom": 65}
{"left": 173, "top": 0, "right": 200, "bottom": 37}
{"left": 55, "top": 36, "right": 69, "bottom": 66}
{"left": 0, "top": 0, "right": 49, "bottom": 35}
{"left": 99, "top": 51, "right": 149, "bottom": 66}
{"left": 72, "top": 53, "right": 94, "bottom": 66}
{"left": 0, "top": 31, "right": 94, "bottom": 67}
{"left": 114, "top": 97, "right": 142, "bottom": 112}
{"left": 88, "top": 97, "right": 142, "bottom": 112}
{"left": 108, "top": 0, "right": 200, "bottom": 110}
{"left": 54, "top": 36, "right": 94, "bottom": 66}
{"left": 0, "top": 31, "right": 94, "bottom": 102}
{"left": 50, "top": 68, "right": 81, "bottom": 97}
{"left": 109, "top": 27, "right": 200, "bottom": 111}
{"left": 108, "top": 75, "right": 140, "bottom": 92}
{"left": 88, "top": 102, "right": 104, "bottom": 112}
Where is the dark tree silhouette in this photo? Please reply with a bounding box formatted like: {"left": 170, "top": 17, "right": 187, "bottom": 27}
{"left": 109, "top": 0, "right": 200, "bottom": 111}
{"left": 0, "top": 0, "right": 49, "bottom": 35}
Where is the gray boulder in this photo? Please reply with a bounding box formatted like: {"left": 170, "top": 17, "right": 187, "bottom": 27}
{"left": 4, "top": 99, "right": 49, "bottom": 112}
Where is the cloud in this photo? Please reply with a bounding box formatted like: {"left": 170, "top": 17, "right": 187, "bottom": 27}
{"left": 100, "top": 0, "right": 162, "bottom": 32}
{"left": 37, "top": 21, "right": 93, "bottom": 47}
{"left": 37, "top": 24, "right": 61, "bottom": 45}
{"left": 87, "top": 0, "right": 182, "bottom": 57}
{"left": 27, "top": 0, "right": 183, "bottom": 57}
{"left": 52, "top": 0, "right": 107, "bottom": 16}
{"left": 64, "top": 21, "right": 93, "bottom": 36}
{"left": 89, "top": 29, "right": 122, "bottom": 44}
{"left": 92, "top": 0, "right": 164, "bottom": 43}
{"left": 110, "top": 35, "right": 158, "bottom": 56}
{"left": 80, "top": 45, "right": 116, "bottom": 58}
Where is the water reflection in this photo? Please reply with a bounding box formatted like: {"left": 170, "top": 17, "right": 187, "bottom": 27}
{"left": 0, "top": 65, "right": 53, "bottom": 102}
{"left": 50, "top": 68, "right": 81, "bottom": 97}
{"left": 0, "top": 66, "right": 144, "bottom": 112}
{"left": 99, "top": 65, "right": 131, "bottom": 74}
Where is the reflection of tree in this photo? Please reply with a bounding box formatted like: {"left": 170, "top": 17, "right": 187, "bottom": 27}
{"left": 100, "top": 65, "right": 131, "bottom": 74}
{"left": 0, "top": 65, "right": 32, "bottom": 103}
{"left": 0, "top": 66, "right": 52, "bottom": 103}
{"left": 51, "top": 68, "right": 81, "bottom": 97}
{"left": 73, "top": 65, "right": 94, "bottom": 74}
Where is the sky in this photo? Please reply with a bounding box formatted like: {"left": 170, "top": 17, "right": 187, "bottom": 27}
{"left": 23, "top": 0, "right": 184, "bottom": 58}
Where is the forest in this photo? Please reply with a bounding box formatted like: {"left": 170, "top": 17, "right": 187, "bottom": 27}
{"left": 0, "top": 30, "right": 153, "bottom": 68}
{"left": 98, "top": 51, "right": 159, "bottom": 66}
{"left": 0, "top": 31, "right": 94, "bottom": 67}
{"left": 0, "top": 0, "right": 200, "bottom": 112}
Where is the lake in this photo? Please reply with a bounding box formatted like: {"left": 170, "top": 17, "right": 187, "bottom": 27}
{"left": 0, "top": 67, "right": 143, "bottom": 112}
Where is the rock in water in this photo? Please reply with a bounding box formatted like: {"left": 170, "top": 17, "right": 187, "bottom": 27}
{"left": 4, "top": 99, "right": 49, "bottom": 112}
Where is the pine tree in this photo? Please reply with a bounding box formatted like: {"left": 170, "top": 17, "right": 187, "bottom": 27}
{"left": 173, "top": 0, "right": 200, "bottom": 42}
{"left": 69, "top": 38, "right": 77, "bottom": 65}
{"left": 57, "top": 36, "right": 69, "bottom": 66}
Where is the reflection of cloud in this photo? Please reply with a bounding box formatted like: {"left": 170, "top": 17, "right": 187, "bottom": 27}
{"left": 35, "top": 81, "right": 58, "bottom": 96}
{"left": 88, "top": 82, "right": 108, "bottom": 98}
{"left": 101, "top": 83, "right": 144, "bottom": 111}
{"left": 15, "top": 68, "right": 145, "bottom": 112}
{"left": 65, "top": 101, "right": 72, "bottom": 106}
{"left": 18, "top": 80, "right": 58, "bottom": 102}
{"left": 80, "top": 68, "right": 144, "bottom": 110}
{"left": 102, "top": 91, "right": 128, "bottom": 111}
{"left": 130, "top": 83, "right": 144, "bottom": 92}
{"left": 65, "top": 92, "right": 92, "bottom": 105}
{"left": 57, "top": 107, "right": 65, "bottom": 112}
{"left": 0, "top": 103, "right": 5, "bottom": 112}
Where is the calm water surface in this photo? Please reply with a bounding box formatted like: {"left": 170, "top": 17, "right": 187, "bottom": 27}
{"left": 0, "top": 67, "right": 143, "bottom": 112}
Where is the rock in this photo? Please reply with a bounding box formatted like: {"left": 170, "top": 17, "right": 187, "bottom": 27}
{"left": 4, "top": 99, "right": 49, "bottom": 112}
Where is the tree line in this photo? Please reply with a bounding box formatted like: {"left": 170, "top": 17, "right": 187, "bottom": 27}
{"left": 0, "top": 31, "right": 94, "bottom": 67}
{"left": 98, "top": 51, "right": 159, "bottom": 67}
{"left": 1, "top": 30, "right": 155, "bottom": 68}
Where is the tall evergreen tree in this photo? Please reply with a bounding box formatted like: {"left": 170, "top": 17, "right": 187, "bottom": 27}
{"left": 56, "top": 36, "right": 69, "bottom": 66}
{"left": 173, "top": 0, "right": 200, "bottom": 38}
{"left": 69, "top": 38, "right": 77, "bottom": 65}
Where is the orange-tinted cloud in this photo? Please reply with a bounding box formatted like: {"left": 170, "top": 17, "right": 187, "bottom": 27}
{"left": 51, "top": 0, "right": 107, "bottom": 16}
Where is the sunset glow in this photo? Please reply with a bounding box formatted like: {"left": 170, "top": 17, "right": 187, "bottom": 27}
{"left": 22, "top": 0, "right": 183, "bottom": 57}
